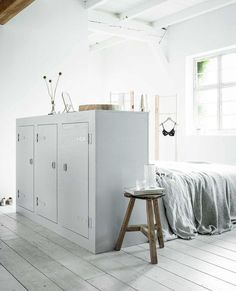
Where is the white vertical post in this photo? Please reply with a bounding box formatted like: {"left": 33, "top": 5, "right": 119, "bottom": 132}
{"left": 155, "top": 95, "right": 160, "bottom": 160}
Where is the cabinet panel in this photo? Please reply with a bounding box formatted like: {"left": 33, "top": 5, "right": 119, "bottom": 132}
{"left": 59, "top": 122, "right": 89, "bottom": 238}
{"left": 35, "top": 124, "right": 57, "bottom": 223}
{"left": 16, "top": 126, "right": 34, "bottom": 211}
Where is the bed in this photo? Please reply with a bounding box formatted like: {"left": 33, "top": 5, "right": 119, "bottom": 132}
{"left": 155, "top": 161, "right": 236, "bottom": 241}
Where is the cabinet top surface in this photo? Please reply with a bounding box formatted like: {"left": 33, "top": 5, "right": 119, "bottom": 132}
{"left": 16, "top": 110, "right": 149, "bottom": 123}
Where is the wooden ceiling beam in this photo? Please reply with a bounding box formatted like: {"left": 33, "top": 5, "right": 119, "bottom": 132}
{"left": 0, "top": 0, "right": 34, "bottom": 25}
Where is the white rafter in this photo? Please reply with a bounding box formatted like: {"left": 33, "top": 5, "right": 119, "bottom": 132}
{"left": 89, "top": 22, "right": 157, "bottom": 42}
{"left": 90, "top": 36, "right": 127, "bottom": 52}
{"left": 89, "top": 10, "right": 163, "bottom": 42}
{"left": 89, "top": 10, "right": 119, "bottom": 24}
{"left": 153, "top": 0, "right": 236, "bottom": 28}
{"left": 119, "top": 0, "right": 167, "bottom": 21}
{"left": 148, "top": 41, "right": 172, "bottom": 80}
{"left": 84, "top": 0, "right": 108, "bottom": 10}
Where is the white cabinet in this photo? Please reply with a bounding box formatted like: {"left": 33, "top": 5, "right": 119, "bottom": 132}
{"left": 59, "top": 122, "right": 89, "bottom": 238}
{"left": 16, "top": 111, "right": 148, "bottom": 253}
{"left": 35, "top": 124, "right": 57, "bottom": 223}
{"left": 16, "top": 126, "right": 34, "bottom": 212}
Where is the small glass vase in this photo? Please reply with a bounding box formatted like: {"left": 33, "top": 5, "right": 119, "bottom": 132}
{"left": 144, "top": 164, "right": 157, "bottom": 189}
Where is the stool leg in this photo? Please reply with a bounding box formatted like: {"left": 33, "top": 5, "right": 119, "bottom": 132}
{"left": 115, "top": 197, "right": 135, "bottom": 251}
{"left": 146, "top": 199, "right": 157, "bottom": 264}
{"left": 153, "top": 198, "right": 164, "bottom": 248}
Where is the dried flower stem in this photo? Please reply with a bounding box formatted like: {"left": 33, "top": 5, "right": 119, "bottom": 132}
{"left": 44, "top": 78, "right": 53, "bottom": 100}
{"left": 49, "top": 80, "right": 54, "bottom": 101}
{"left": 43, "top": 72, "right": 62, "bottom": 103}
{"left": 53, "top": 72, "right": 62, "bottom": 100}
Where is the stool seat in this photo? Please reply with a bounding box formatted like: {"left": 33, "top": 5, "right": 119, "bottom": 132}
{"left": 124, "top": 192, "right": 165, "bottom": 200}
{"left": 124, "top": 187, "right": 165, "bottom": 196}
{"left": 115, "top": 188, "right": 165, "bottom": 264}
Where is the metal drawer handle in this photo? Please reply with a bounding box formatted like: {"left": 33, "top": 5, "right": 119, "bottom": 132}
{"left": 52, "top": 162, "right": 56, "bottom": 169}
{"left": 63, "top": 163, "right": 68, "bottom": 172}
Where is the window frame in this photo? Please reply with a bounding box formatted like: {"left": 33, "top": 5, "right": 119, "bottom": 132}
{"left": 193, "top": 48, "right": 236, "bottom": 134}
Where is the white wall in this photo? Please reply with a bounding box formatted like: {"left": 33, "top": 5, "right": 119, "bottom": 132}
{"left": 88, "top": 50, "right": 107, "bottom": 102}
{"left": 96, "top": 4, "right": 236, "bottom": 165}
{"left": 90, "top": 40, "right": 176, "bottom": 160}
{"left": 0, "top": 0, "right": 88, "bottom": 198}
{"left": 167, "top": 3, "right": 236, "bottom": 164}
{"left": 99, "top": 40, "right": 174, "bottom": 97}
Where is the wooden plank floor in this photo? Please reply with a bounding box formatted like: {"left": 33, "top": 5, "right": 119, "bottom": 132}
{"left": 0, "top": 210, "right": 236, "bottom": 291}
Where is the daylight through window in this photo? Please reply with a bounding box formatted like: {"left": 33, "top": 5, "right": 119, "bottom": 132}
{"left": 194, "top": 50, "right": 236, "bottom": 131}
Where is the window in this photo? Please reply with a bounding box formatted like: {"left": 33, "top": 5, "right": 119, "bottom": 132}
{"left": 194, "top": 50, "right": 236, "bottom": 132}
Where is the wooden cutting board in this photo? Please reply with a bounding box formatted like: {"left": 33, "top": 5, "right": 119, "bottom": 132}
{"left": 79, "top": 104, "right": 120, "bottom": 111}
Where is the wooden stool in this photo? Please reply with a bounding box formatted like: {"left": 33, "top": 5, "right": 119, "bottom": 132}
{"left": 115, "top": 190, "right": 165, "bottom": 264}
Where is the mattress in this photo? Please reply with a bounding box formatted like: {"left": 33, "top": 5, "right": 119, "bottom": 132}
{"left": 155, "top": 161, "right": 236, "bottom": 240}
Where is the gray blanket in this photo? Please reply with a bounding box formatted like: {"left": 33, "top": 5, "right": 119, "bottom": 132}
{"left": 156, "top": 162, "right": 236, "bottom": 240}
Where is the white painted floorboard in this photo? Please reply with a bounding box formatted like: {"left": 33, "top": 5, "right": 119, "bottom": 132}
{"left": 0, "top": 264, "right": 26, "bottom": 291}
{"left": 0, "top": 210, "right": 236, "bottom": 291}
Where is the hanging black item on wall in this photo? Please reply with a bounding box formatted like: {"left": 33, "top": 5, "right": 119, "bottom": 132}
{"left": 160, "top": 117, "right": 177, "bottom": 137}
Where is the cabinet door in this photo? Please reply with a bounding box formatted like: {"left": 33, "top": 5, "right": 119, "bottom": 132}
{"left": 35, "top": 124, "right": 57, "bottom": 223}
{"left": 16, "top": 126, "right": 34, "bottom": 211}
{"left": 59, "top": 122, "right": 89, "bottom": 238}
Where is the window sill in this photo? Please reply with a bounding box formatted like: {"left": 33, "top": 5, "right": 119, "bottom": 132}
{"left": 187, "top": 130, "right": 236, "bottom": 136}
